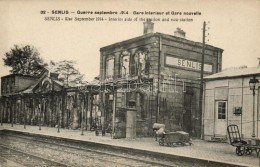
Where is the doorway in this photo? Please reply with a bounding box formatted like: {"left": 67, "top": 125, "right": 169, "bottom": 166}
{"left": 183, "top": 93, "right": 193, "bottom": 134}
{"left": 214, "top": 101, "right": 227, "bottom": 136}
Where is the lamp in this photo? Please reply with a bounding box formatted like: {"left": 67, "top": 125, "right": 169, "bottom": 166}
{"left": 249, "top": 77, "right": 259, "bottom": 92}
{"left": 249, "top": 76, "right": 259, "bottom": 138}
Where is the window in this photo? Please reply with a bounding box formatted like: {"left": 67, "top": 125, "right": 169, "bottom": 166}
{"left": 42, "top": 81, "right": 51, "bottom": 92}
{"left": 130, "top": 54, "right": 137, "bottom": 76}
{"left": 217, "top": 101, "right": 227, "bottom": 119}
{"left": 106, "top": 57, "right": 114, "bottom": 79}
{"left": 130, "top": 49, "right": 149, "bottom": 76}
{"left": 139, "top": 52, "right": 146, "bottom": 74}
{"left": 120, "top": 51, "right": 130, "bottom": 78}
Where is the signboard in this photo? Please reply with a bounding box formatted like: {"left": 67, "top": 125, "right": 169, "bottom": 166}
{"left": 165, "top": 56, "right": 213, "bottom": 73}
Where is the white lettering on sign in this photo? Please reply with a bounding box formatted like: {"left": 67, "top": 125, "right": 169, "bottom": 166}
{"left": 165, "top": 56, "right": 212, "bottom": 72}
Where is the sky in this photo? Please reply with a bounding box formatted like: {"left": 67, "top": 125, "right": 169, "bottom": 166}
{"left": 0, "top": 0, "right": 260, "bottom": 81}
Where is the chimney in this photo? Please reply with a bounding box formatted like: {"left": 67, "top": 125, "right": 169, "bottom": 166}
{"left": 174, "top": 27, "right": 186, "bottom": 38}
{"left": 143, "top": 20, "right": 154, "bottom": 35}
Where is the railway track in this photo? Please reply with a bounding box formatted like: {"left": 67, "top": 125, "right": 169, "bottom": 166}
{"left": 1, "top": 132, "right": 185, "bottom": 167}
{"left": 0, "top": 143, "right": 70, "bottom": 167}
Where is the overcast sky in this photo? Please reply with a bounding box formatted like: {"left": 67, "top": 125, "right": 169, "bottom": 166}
{"left": 0, "top": 0, "right": 259, "bottom": 81}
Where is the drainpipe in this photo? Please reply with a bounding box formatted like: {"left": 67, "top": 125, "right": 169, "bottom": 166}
{"left": 227, "top": 81, "right": 229, "bottom": 138}
{"left": 257, "top": 81, "right": 259, "bottom": 138}
{"left": 213, "top": 87, "right": 216, "bottom": 137}
{"left": 156, "top": 36, "right": 162, "bottom": 123}
{"left": 112, "top": 88, "right": 116, "bottom": 138}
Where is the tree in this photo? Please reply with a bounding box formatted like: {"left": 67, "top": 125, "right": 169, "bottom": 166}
{"left": 3, "top": 45, "right": 47, "bottom": 75}
{"left": 49, "top": 60, "right": 87, "bottom": 87}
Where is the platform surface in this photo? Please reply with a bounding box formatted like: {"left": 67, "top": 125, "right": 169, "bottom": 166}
{"left": 0, "top": 123, "right": 259, "bottom": 167}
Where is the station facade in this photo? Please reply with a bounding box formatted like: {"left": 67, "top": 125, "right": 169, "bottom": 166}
{"left": 99, "top": 22, "right": 224, "bottom": 138}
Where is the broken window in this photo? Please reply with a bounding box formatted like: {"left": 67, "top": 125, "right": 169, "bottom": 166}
{"left": 105, "top": 57, "right": 114, "bottom": 80}
{"left": 120, "top": 51, "right": 130, "bottom": 78}
{"left": 139, "top": 52, "right": 146, "bottom": 74}
{"left": 130, "top": 49, "right": 149, "bottom": 76}
{"left": 130, "top": 54, "right": 137, "bottom": 76}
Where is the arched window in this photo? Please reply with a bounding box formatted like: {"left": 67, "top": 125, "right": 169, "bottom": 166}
{"left": 120, "top": 51, "right": 130, "bottom": 78}
{"left": 130, "top": 48, "right": 149, "bottom": 76}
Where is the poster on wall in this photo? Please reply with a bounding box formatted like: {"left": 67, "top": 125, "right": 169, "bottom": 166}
{"left": 0, "top": 0, "right": 260, "bottom": 166}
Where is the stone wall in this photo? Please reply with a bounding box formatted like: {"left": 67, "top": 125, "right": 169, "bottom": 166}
{"left": 99, "top": 33, "right": 223, "bottom": 138}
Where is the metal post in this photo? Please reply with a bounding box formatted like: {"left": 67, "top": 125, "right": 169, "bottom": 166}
{"left": 11, "top": 101, "right": 14, "bottom": 127}
{"left": 58, "top": 97, "right": 60, "bottom": 133}
{"left": 39, "top": 101, "right": 41, "bottom": 130}
{"left": 249, "top": 76, "right": 259, "bottom": 138}
{"left": 90, "top": 94, "right": 93, "bottom": 129}
{"left": 86, "top": 94, "right": 88, "bottom": 131}
{"left": 252, "top": 88, "right": 256, "bottom": 137}
{"left": 81, "top": 94, "right": 84, "bottom": 136}
{"left": 24, "top": 98, "right": 26, "bottom": 129}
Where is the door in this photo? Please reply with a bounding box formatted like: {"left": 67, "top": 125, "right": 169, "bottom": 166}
{"left": 183, "top": 93, "right": 192, "bottom": 134}
{"left": 215, "top": 101, "right": 227, "bottom": 136}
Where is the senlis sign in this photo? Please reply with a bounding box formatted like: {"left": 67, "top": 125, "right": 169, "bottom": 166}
{"left": 165, "top": 56, "right": 212, "bottom": 73}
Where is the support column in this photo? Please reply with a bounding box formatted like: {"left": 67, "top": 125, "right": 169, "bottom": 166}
{"left": 23, "top": 97, "right": 26, "bottom": 129}
{"left": 39, "top": 98, "right": 42, "bottom": 131}
{"left": 62, "top": 90, "right": 66, "bottom": 128}
{"left": 58, "top": 96, "right": 61, "bottom": 133}
{"left": 84, "top": 94, "right": 88, "bottom": 130}
{"left": 81, "top": 94, "right": 84, "bottom": 135}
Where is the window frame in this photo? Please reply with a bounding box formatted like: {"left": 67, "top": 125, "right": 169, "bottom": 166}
{"left": 216, "top": 101, "right": 227, "bottom": 120}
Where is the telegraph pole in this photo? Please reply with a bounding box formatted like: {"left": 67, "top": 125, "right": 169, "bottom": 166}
{"left": 199, "top": 21, "right": 206, "bottom": 139}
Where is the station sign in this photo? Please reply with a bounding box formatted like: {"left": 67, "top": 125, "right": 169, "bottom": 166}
{"left": 165, "top": 56, "right": 213, "bottom": 73}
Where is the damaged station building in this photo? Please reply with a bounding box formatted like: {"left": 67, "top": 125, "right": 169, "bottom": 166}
{"left": 0, "top": 68, "right": 100, "bottom": 130}
{"left": 99, "top": 21, "right": 224, "bottom": 138}
{"left": 0, "top": 21, "right": 224, "bottom": 139}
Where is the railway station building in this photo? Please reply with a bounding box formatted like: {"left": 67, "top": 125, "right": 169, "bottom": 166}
{"left": 0, "top": 21, "right": 224, "bottom": 139}
{"left": 99, "top": 21, "right": 224, "bottom": 138}
{"left": 203, "top": 64, "right": 260, "bottom": 141}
